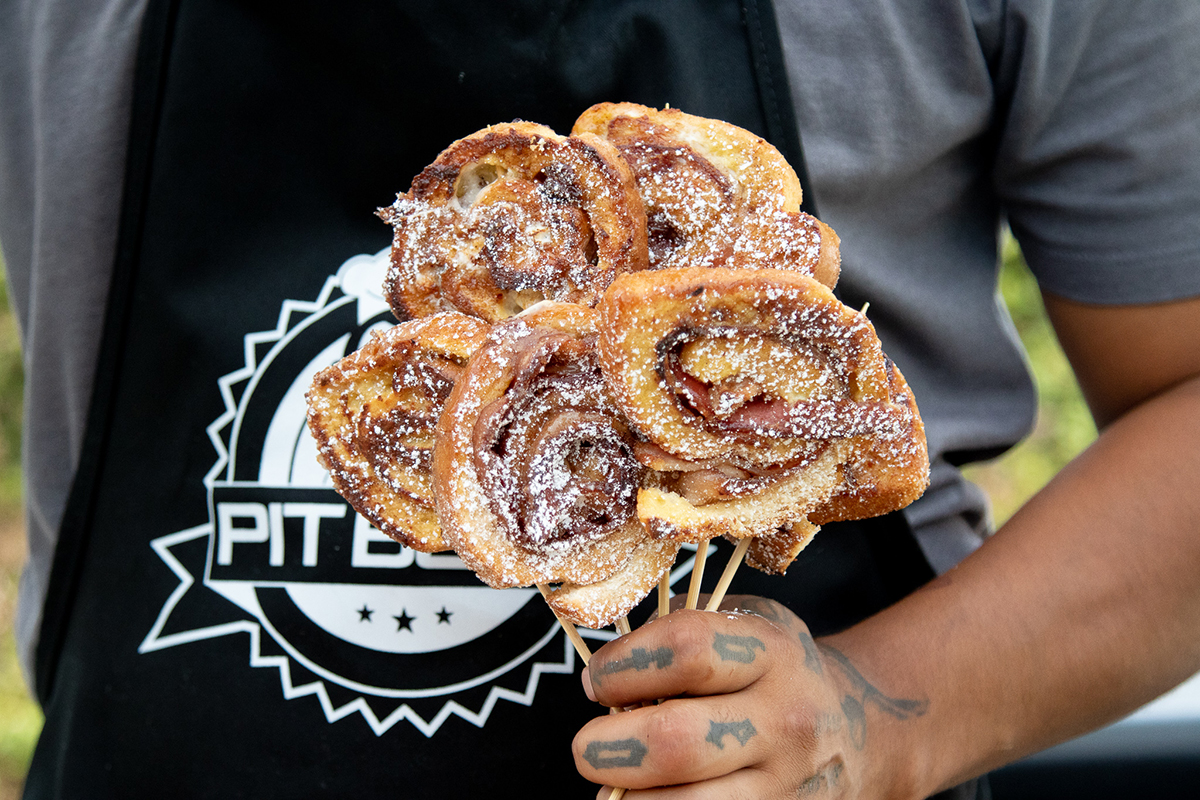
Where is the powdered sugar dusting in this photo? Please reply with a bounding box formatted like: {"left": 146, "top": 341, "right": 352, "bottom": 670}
{"left": 306, "top": 105, "right": 927, "bottom": 622}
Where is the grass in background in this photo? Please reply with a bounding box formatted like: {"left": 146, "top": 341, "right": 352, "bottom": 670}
{"left": 962, "top": 232, "right": 1098, "bottom": 525}
{"left": 0, "top": 232, "right": 1095, "bottom": 794}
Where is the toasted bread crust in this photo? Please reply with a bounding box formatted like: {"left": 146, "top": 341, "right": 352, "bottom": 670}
{"left": 574, "top": 102, "right": 840, "bottom": 287}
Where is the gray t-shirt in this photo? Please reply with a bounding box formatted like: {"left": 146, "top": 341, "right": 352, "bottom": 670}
{"left": 3, "top": 0, "right": 1199, "bottom": 687}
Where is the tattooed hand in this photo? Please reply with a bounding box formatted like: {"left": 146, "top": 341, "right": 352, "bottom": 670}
{"left": 573, "top": 595, "right": 927, "bottom": 798}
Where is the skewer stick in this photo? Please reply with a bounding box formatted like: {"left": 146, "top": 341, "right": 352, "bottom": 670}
{"left": 859, "top": 301, "right": 870, "bottom": 316}
{"left": 611, "top": 617, "right": 631, "bottom": 717}
{"left": 685, "top": 538, "right": 711, "bottom": 610}
{"left": 658, "top": 572, "right": 671, "bottom": 619}
{"left": 603, "top": 539, "right": 748, "bottom": 800}
{"left": 704, "top": 537, "right": 753, "bottom": 612}
{"left": 537, "top": 584, "right": 592, "bottom": 665}
{"left": 535, "top": 588, "right": 630, "bottom": 800}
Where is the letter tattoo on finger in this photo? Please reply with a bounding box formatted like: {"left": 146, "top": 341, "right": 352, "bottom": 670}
{"left": 713, "top": 632, "right": 766, "bottom": 663}
{"left": 706, "top": 718, "right": 758, "bottom": 749}
{"left": 582, "top": 738, "right": 649, "bottom": 769}
{"left": 592, "top": 647, "right": 674, "bottom": 685}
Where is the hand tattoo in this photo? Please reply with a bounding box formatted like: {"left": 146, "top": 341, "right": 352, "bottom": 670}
{"left": 798, "top": 630, "right": 823, "bottom": 676}
{"left": 818, "top": 644, "right": 928, "bottom": 750}
{"left": 582, "top": 738, "right": 648, "bottom": 769}
{"left": 797, "top": 758, "right": 845, "bottom": 796}
{"left": 706, "top": 718, "right": 757, "bottom": 749}
{"left": 592, "top": 647, "right": 674, "bottom": 685}
{"left": 814, "top": 711, "right": 843, "bottom": 738}
{"left": 713, "top": 632, "right": 766, "bottom": 663}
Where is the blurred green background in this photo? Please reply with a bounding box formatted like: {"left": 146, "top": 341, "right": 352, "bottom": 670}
{"left": 0, "top": 232, "right": 1097, "bottom": 797}
{"left": 1, "top": 249, "right": 41, "bottom": 800}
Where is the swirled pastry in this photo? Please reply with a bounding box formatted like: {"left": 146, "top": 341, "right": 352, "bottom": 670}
{"left": 572, "top": 102, "right": 840, "bottom": 287}
{"left": 433, "top": 302, "right": 679, "bottom": 628}
{"left": 598, "top": 267, "right": 928, "bottom": 550}
{"left": 306, "top": 312, "right": 489, "bottom": 552}
{"left": 379, "top": 121, "right": 649, "bottom": 323}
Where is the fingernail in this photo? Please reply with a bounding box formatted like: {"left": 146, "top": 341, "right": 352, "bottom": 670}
{"left": 581, "top": 667, "right": 596, "bottom": 702}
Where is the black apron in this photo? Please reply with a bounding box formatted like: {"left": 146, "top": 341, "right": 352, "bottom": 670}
{"left": 25, "top": 2, "right": 980, "bottom": 797}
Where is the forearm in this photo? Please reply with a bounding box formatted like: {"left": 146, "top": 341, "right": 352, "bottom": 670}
{"left": 825, "top": 375, "right": 1200, "bottom": 797}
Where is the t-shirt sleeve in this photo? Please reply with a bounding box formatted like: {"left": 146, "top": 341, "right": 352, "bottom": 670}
{"left": 991, "top": 0, "right": 1200, "bottom": 304}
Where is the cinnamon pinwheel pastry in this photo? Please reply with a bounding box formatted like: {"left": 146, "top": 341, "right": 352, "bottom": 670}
{"left": 433, "top": 302, "right": 679, "bottom": 629}
{"left": 572, "top": 102, "right": 841, "bottom": 288}
{"left": 598, "top": 267, "right": 928, "bottom": 550}
{"left": 306, "top": 312, "right": 489, "bottom": 552}
{"left": 379, "top": 121, "right": 649, "bottom": 323}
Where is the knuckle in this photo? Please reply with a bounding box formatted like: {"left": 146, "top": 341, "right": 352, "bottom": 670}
{"left": 662, "top": 617, "right": 718, "bottom": 680}
{"left": 644, "top": 703, "right": 704, "bottom": 775}
{"left": 779, "top": 704, "right": 821, "bottom": 752}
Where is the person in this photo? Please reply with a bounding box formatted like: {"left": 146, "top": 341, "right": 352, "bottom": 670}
{"left": 1, "top": 1, "right": 1198, "bottom": 797}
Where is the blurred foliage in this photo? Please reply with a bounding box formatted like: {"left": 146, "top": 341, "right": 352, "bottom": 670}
{"left": 1, "top": 570, "right": 41, "bottom": 800}
{"left": 962, "top": 232, "right": 1098, "bottom": 526}
{"left": 0, "top": 269, "right": 21, "bottom": 515}
{"left": 1, "top": 255, "right": 40, "bottom": 800}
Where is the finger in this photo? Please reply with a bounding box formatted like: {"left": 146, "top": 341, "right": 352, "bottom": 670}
{"left": 575, "top": 696, "right": 772, "bottom": 789}
{"left": 585, "top": 610, "right": 781, "bottom": 708}
{"left": 606, "top": 756, "right": 848, "bottom": 800}
{"left": 595, "top": 770, "right": 763, "bottom": 800}
{"left": 610, "top": 770, "right": 785, "bottom": 800}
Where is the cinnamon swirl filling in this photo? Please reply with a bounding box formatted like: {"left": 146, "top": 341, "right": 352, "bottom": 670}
{"left": 573, "top": 102, "right": 841, "bottom": 287}
{"left": 433, "top": 303, "right": 679, "bottom": 614}
{"left": 379, "top": 121, "right": 648, "bottom": 323}
{"left": 469, "top": 328, "right": 642, "bottom": 553}
{"left": 599, "top": 267, "right": 928, "bottom": 545}
{"left": 306, "top": 312, "right": 489, "bottom": 552}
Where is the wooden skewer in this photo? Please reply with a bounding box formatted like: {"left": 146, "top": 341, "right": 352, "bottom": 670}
{"left": 685, "top": 539, "right": 711, "bottom": 610}
{"left": 537, "top": 584, "right": 592, "bottom": 665}
{"left": 536, "top": 586, "right": 630, "bottom": 800}
{"left": 704, "top": 537, "right": 753, "bottom": 612}
{"left": 658, "top": 572, "right": 671, "bottom": 619}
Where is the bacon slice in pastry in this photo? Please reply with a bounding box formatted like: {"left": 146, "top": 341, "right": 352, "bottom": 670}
{"left": 598, "top": 267, "right": 928, "bottom": 560}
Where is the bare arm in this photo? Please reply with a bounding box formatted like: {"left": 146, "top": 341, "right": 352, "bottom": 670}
{"left": 573, "top": 293, "right": 1200, "bottom": 798}
{"left": 829, "top": 292, "right": 1200, "bottom": 795}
